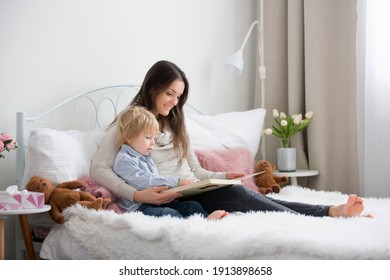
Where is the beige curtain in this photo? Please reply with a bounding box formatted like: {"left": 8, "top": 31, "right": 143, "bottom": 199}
{"left": 259, "top": 0, "right": 359, "bottom": 194}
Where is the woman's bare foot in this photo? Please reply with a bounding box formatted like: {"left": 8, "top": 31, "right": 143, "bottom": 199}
{"left": 328, "top": 194, "right": 370, "bottom": 217}
{"left": 207, "top": 210, "right": 229, "bottom": 220}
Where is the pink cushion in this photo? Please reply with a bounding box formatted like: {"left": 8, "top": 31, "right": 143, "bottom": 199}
{"left": 79, "top": 176, "right": 122, "bottom": 214}
{"left": 195, "top": 147, "right": 258, "bottom": 191}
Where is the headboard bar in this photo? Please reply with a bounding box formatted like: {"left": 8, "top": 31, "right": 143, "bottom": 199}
{"left": 16, "top": 112, "right": 26, "bottom": 188}
{"left": 28, "top": 84, "right": 138, "bottom": 122}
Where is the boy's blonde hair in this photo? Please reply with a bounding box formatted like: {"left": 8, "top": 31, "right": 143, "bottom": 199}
{"left": 115, "top": 106, "right": 159, "bottom": 149}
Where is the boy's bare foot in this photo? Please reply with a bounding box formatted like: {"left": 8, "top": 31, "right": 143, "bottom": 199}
{"left": 207, "top": 210, "right": 229, "bottom": 220}
{"left": 328, "top": 194, "right": 371, "bottom": 217}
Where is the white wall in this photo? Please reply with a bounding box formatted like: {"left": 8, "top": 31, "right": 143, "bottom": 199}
{"left": 0, "top": 0, "right": 258, "bottom": 259}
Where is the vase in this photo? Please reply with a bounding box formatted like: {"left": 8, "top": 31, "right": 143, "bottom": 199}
{"left": 277, "top": 138, "right": 296, "bottom": 172}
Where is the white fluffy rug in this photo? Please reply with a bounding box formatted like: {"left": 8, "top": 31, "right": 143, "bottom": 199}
{"left": 43, "top": 186, "right": 390, "bottom": 260}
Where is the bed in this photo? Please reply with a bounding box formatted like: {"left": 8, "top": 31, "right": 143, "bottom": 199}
{"left": 15, "top": 85, "right": 390, "bottom": 260}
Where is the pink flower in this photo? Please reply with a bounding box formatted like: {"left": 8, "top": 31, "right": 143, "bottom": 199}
{"left": 0, "top": 132, "right": 18, "bottom": 159}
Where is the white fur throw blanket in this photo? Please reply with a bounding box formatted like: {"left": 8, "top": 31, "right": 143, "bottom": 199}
{"left": 57, "top": 186, "right": 390, "bottom": 259}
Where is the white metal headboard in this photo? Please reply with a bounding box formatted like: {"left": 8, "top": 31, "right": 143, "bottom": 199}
{"left": 15, "top": 84, "right": 203, "bottom": 189}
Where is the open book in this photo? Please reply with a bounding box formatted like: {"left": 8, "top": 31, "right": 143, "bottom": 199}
{"left": 162, "top": 172, "right": 265, "bottom": 197}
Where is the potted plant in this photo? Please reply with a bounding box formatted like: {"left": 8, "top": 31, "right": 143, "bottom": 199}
{"left": 263, "top": 109, "right": 314, "bottom": 171}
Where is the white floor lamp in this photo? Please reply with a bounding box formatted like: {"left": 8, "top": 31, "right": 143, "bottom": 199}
{"left": 224, "top": 0, "right": 266, "bottom": 159}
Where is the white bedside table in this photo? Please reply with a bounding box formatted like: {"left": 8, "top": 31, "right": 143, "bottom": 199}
{"left": 0, "top": 205, "right": 51, "bottom": 260}
{"left": 273, "top": 169, "right": 319, "bottom": 186}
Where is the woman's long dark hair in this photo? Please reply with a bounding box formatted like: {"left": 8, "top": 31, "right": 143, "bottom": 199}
{"left": 112, "top": 60, "right": 190, "bottom": 162}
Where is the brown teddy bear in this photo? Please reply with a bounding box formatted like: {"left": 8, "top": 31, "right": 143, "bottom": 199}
{"left": 26, "top": 176, "right": 111, "bottom": 224}
{"left": 253, "top": 160, "right": 289, "bottom": 195}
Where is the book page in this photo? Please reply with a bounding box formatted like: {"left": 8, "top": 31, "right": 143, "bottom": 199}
{"left": 162, "top": 178, "right": 244, "bottom": 197}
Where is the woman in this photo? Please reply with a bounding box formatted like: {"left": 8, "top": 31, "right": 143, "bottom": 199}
{"left": 91, "top": 60, "right": 365, "bottom": 218}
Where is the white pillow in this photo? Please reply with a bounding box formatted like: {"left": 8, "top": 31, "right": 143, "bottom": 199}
{"left": 185, "top": 108, "right": 266, "bottom": 158}
{"left": 21, "top": 128, "right": 105, "bottom": 187}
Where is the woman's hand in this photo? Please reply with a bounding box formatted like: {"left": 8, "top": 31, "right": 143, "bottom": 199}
{"left": 179, "top": 178, "right": 197, "bottom": 186}
{"left": 133, "top": 186, "right": 181, "bottom": 205}
{"left": 226, "top": 171, "right": 246, "bottom": 179}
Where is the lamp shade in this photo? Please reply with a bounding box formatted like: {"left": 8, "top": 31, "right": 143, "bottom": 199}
{"left": 224, "top": 50, "right": 244, "bottom": 75}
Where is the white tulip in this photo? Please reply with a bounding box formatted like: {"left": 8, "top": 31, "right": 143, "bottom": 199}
{"left": 293, "top": 114, "right": 302, "bottom": 125}
{"left": 273, "top": 109, "right": 279, "bottom": 118}
{"left": 281, "top": 120, "right": 288, "bottom": 126}
{"left": 280, "top": 112, "right": 287, "bottom": 119}
{"left": 305, "top": 111, "right": 314, "bottom": 120}
{"left": 263, "top": 128, "right": 273, "bottom": 135}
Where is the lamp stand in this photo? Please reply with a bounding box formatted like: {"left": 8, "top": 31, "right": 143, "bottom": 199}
{"left": 224, "top": 0, "right": 266, "bottom": 159}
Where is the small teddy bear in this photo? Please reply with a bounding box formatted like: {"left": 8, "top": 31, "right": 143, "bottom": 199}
{"left": 253, "top": 160, "right": 289, "bottom": 195}
{"left": 26, "top": 176, "right": 111, "bottom": 224}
